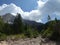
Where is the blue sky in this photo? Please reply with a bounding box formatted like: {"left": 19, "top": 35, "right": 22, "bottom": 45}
{"left": 0, "top": 0, "right": 38, "bottom": 11}
{"left": 0, "top": 0, "right": 60, "bottom": 23}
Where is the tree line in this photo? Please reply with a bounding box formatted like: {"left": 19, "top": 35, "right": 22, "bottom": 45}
{"left": 0, "top": 13, "right": 60, "bottom": 41}
{"left": 0, "top": 13, "right": 39, "bottom": 40}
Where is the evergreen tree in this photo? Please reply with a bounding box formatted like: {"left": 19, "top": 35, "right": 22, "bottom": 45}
{"left": 55, "top": 17, "right": 58, "bottom": 23}
{"left": 48, "top": 15, "right": 51, "bottom": 21}
{"left": 3, "top": 23, "right": 12, "bottom": 35}
{"left": 0, "top": 16, "right": 4, "bottom": 33}
{"left": 13, "top": 13, "right": 24, "bottom": 34}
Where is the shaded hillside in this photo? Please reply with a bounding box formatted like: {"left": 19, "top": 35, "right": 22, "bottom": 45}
{"left": 23, "top": 19, "right": 44, "bottom": 31}
{"left": 41, "top": 20, "right": 60, "bottom": 41}
{"left": 44, "top": 20, "right": 60, "bottom": 29}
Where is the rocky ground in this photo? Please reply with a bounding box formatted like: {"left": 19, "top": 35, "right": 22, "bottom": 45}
{"left": 0, "top": 36, "right": 59, "bottom": 45}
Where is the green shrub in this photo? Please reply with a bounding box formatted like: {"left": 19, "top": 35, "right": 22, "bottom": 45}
{"left": 0, "top": 33, "right": 7, "bottom": 41}
{"left": 41, "top": 28, "right": 53, "bottom": 38}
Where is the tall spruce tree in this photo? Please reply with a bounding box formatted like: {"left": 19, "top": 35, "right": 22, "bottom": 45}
{"left": 55, "top": 17, "right": 58, "bottom": 23}
{"left": 13, "top": 13, "right": 24, "bottom": 34}
{"left": 0, "top": 16, "right": 4, "bottom": 33}
{"left": 48, "top": 15, "right": 51, "bottom": 21}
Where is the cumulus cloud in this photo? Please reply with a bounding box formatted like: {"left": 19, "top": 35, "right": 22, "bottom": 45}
{"left": 37, "top": 0, "right": 48, "bottom": 8}
{"left": 37, "top": 0, "right": 60, "bottom": 23}
{"left": 40, "top": 0, "right": 60, "bottom": 15}
{"left": 0, "top": 0, "right": 60, "bottom": 23}
{"left": 0, "top": 3, "right": 42, "bottom": 22}
{"left": 0, "top": 3, "right": 23, "bottom": 16}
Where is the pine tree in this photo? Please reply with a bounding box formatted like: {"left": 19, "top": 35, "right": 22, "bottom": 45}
{"left": 55, "top": 17, "right": 58, "bottom": 23}
{"left": 48, "top": 15, "right": 51, "bottom": 21}
{"left": 13, "top": 13, "right": 24, "bottom": 34}
{"left": 0, "top": 16, "right": 4, "bottom": 33}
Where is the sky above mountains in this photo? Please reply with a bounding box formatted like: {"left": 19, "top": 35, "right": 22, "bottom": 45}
{"left": 0, "top": 0, "right": 38, "bottom": 12}
{"left": 0, "top": 0, "right": 60, "bottom": 23}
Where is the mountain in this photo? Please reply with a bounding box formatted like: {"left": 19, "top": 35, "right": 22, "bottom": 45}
{"left": 1, "top": 13, "right": 44, "bottom": 30}
{"left": 23, "top": 19, "right": 44, "bottom": 30}
{"left": 1, "top": 13, "right": 15, "bottom": 24}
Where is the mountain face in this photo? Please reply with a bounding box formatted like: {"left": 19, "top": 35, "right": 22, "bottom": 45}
{"left": 1, "top": 13, "right": 44, "bottom": 30}
{"left": 1, "top": 13, "right": 15, "bottom": 24}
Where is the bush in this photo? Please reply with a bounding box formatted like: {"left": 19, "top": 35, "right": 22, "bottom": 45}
{"left": 0, "top": 33, "right": 7, "bottom": 41}
{"left": 6, "top": 34, "right": 26, "bottom": 41}
{"left": 33, "top": 30, "right": 39, "bottom": 38}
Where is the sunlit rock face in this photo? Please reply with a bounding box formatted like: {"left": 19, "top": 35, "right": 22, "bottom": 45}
{"left": 1, "top": 13, "right": 15, "bottom": 24}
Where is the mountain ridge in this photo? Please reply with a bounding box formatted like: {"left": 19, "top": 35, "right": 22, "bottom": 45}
{"left": 1, "top": 13, "right": 44, "bottom": 30}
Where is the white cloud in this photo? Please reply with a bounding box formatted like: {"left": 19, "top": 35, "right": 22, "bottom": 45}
{"left": 0, "top": 3, "right": 23, "bottom": 16}
{"left": 0, "top": 0, "right": 60, "bottom": 23}
{"left": 0, "top": 4, "right": 8, "bottom": 10}
{"left": 40, "top": 0, "right": 60, "bottom": 15}
{"left": 0, "top": 3, "right": 42, "bottom": 22}
{"left": 37, "top": 0, "right": 47, "bottom": 8}
{"left": 22, "top": 10, "right": 41, "bottom": 22}
{"left": 37, "top": 0, "right": 60, "bottom": 23}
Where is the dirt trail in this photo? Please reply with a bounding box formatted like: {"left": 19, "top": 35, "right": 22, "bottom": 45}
{"left": 0, "top": 36, "right": 58, "bottom": 45}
